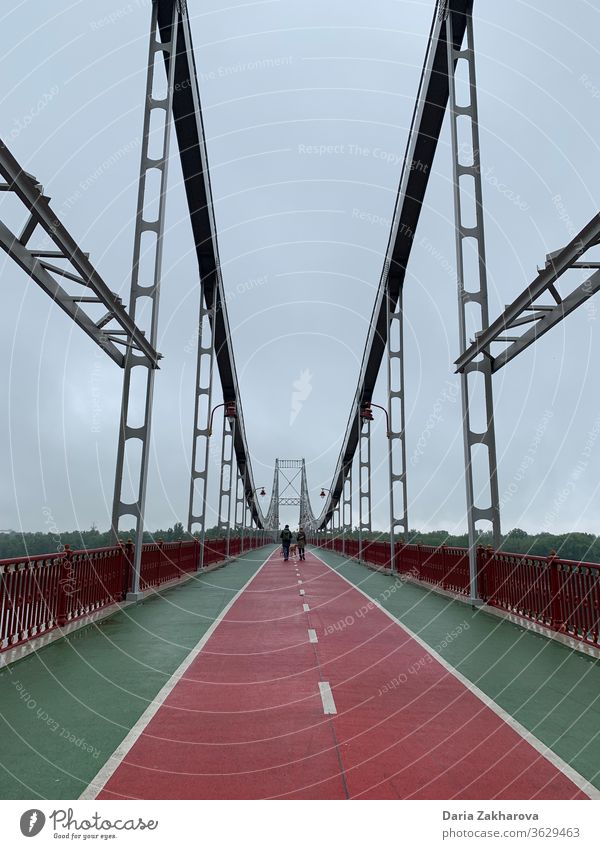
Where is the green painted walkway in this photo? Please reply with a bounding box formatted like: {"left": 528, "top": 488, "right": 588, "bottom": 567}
{"left": 1, "top": 544, "right": 599, "bottom": 799}
{"left": 0, "top": 547, "right": 272, "bottom": 800}
{"left": 314, "top": 547, "right": 600, "bottom": 793}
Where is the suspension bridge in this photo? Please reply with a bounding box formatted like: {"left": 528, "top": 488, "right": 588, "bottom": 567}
{"left": 1, "top": 0, "right": 600, "bottom": 801}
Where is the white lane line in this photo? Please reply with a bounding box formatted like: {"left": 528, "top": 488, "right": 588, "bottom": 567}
{"left": 299, "top": 589, "right": 305, "bottom": 596}
{"left": 319, "top": 681, "right": 337, "bottom": 715}
{"left": 297, "top": 579, "right": 303, "bottom": 584}
{"left": 303, "top": 603, "right": 310, "bottom": 612}
{"left": 79, "top": 549, "right": 276, "bottom": 801}
{"left": 308, "top": 628, "right": 318, "bottom": 643}
{"left": 310, "top": 548, "right": 600, "bottom": 800}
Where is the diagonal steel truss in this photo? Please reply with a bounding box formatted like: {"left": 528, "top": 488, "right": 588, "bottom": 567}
{"left": 0, "top": 140, "right": 160, "bottom": 369}
{"left": 456, "top": 213, "right": 600, "bottom": 373}
{"left": 278, "top": 465, "right": 302, "bottom": 506}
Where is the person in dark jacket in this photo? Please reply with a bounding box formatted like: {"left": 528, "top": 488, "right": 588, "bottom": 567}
{"left": 280, "top": 525, "right": 292, "bottom": 561}
{"left": 296, "top": 527, "right": 306, "bottom": 560}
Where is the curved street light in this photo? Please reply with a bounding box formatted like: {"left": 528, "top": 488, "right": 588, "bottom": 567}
{"left": 361, "top": 401, "right": 390, "bottom": 437}
{"left": 319, "top": 487, "right": 340, "bottom": 541}
{"left": 361, "top": 399, "right": 398, "bottom": 570}
{"left": 207, "top": 400, "right": 237, "bottom": 436}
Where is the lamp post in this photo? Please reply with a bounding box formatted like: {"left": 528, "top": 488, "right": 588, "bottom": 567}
{"left": 240, "top": 485, "right": 266, "bottom": 553}
{"left": 356, "top": 402, "right": 375, "bottom": 561}
{"left": 320, "top": 487, "right": 329, "bottom": 547}
{"left": 214, "top": 400, "right": 238, "bottom": 559}
{"left": 319, "top": 487, "right": 333, "bottom": 545}
{"left": 195, "top": 400, "right": 236, "bottom": 569}
{"left": 362, "top": 400, "right": 397, "bottom": 572}
{"left": 367, "top": 402, "right": 391, "bottom": 437}
{"left": 208, "top": 400, "right": 237, "bottom": 437}
{"left": 250, "top": 487, "right": 266, "bottom": 544}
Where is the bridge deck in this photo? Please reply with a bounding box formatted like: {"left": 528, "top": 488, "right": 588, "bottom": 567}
{"left": 1, "top": 547, "right": 599, "bottom": 800}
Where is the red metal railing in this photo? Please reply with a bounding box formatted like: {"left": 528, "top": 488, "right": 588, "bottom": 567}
{"left": 0, "top": 551, "right": 64, "bottom": 649}
{"left": 204, "top": 538, "right": 228, "bottom": 566}
{"left": 139, "top": 540, "right": 199, "bottom": 590}
{"left": 0, "top": 536, "right": 267, "bottom": 653}
{"left": 309, "top": 536, "right": 600, "bottom": 648}
{"left": 362, "top": 540, "right": 392, "bottom": 568}
{"left": 478, "top": 548, "right": 600, "bottom": 647}
{"left": 393, "top": 543, "right": 470, "bottom": 595}
{"left": 62, "top": 545, "right": 132, "bottom": 623}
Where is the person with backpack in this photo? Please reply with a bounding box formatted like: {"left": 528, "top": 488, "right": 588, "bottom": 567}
{"left": 280, "top": 524, "right": 292, "bottom": 561}
{"left": 296, "top": 527, "right": 306, "bottom": 561}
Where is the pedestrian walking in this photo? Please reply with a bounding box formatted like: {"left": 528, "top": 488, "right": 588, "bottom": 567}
{"left": 296, "top": 527, "right": 306, "bottom": 560}
{"left": 280, "top": 524, "right": 292, "bottom": 561}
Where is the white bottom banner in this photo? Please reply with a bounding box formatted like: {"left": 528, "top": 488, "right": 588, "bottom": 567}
{"left": 1, "top": 799, "right": 598, "bottom": 847}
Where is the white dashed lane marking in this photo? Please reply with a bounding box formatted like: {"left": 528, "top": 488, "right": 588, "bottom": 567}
{"left": 319, "top": 681, "right": 337, "bottom": 715}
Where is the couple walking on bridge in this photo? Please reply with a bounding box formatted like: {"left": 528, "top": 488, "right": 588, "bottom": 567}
{"left": 280, "top": 524, "right": 306, "bottom": 561}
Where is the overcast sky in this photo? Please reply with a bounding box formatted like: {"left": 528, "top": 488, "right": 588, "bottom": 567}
{"left": 1, "top": 0, "right": 599, "bottom": 537}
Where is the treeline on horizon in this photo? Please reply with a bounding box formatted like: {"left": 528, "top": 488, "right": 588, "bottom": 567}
{"left": 1, "top": 524, "right": 600, "bottom": 564}
{"left": 345, "top": 527, "right": 600, "bottom": 564}
{"left": 0, "top": 522, "right": 264, "bottom": 560}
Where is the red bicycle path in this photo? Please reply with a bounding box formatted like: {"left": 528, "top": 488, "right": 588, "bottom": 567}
{"left": 92, "top": 549, "right": 588, "bottom": 800}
